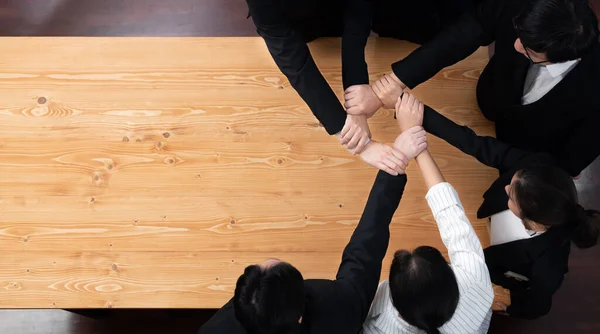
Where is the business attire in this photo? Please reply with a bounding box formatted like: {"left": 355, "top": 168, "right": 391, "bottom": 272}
{"left": 246, "top": 0, "right": 372, "bottom": 136}
{"left": 198, "top": 171, "right": 407, "bottom": 333}
{"left": 422, "top": 104, "right": 574, "bottom": 319}
{"left": 391, "top": 0, "right": 600, "bottom": 176}
{"left": 372, "top": 0, "right": 481, "bottom": 45}
{"left": 363, "top": 182, "right": 494, "bottom": 334}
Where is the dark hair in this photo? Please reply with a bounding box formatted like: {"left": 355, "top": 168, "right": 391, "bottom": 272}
{"left": 512, "top": 165, "right": 600, "bottom": 248}
{"left": 233, "top": 263, "right": 305, "bottom": 334}
{"left": 389, "top": 247, "right": 459, "bottom": 334}
{"left": 514, "top": 0, "right": 599, "bottom": 63}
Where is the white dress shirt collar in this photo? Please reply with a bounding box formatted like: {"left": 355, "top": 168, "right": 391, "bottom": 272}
{"left": 544, "top": 59, "right": 579, "bottom": 78}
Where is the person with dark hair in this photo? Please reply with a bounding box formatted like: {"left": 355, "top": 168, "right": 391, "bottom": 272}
{"left": 198, "top": 129, "right": 429, "bottom": 333}
{"left": 363, "top": 94, "right": 494, "bottom": 334}
{"left": 408, "top": 93, "right": 600, "bottom": 319}
{"left": 245, "top": 0, "right": 477, "bottom": 175}
{"left": 346, "top": 0, "right": 600, "bottom": 177}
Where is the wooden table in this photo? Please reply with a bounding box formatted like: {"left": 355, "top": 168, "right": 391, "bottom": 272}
{"left": 0, "top": 37, "right": 500, "bottom": 308}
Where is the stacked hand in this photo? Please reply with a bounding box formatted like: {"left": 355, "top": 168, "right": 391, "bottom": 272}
{"left": 344, "top": 84, "right": 382, "bottom": 118}
{"left": 340, "top": 114, "right": 372, "bottom": 154}
{"left": 395, "top": 92, "right": 424, "bottom": 132}
{"left": 394, "top": 126, "right": 427, "bottom": 160}
{"left": 359, "top": 141, "right": 408, "bottom": 176}
{"left": 373, "top": 73, "right": 406, "bottom": 109}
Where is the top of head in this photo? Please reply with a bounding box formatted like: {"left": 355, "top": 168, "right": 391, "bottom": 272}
{"left": 233, "top": 262, "right": 305, "bottom": 334}
{"left": 389, "top": 247, "right": 460, "bottom": 334}
{"left": 514, "top": 0, "right": 599, "bottom": 63}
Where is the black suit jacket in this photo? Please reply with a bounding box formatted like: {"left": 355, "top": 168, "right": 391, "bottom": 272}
{"left": 246, "top": 0, "right": 372, "bottom": 135}
{"left": 392, "top": 0, "right": 600, "bottom": 176}
{"left": 422, "top": 105, "right": 572, "bottom": 319}
{"left": 198, "top": 171, "right": 407, "bottom": 333}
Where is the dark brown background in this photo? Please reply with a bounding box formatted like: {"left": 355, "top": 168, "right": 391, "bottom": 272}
{"left": 0, "top": 0, "right": 598, "bottom": 333}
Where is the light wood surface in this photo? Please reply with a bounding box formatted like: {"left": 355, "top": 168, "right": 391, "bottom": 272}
{"left": 0, "top": 37, "right": 499, "bottom": 308}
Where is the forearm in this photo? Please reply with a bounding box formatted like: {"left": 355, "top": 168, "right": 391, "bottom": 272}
{"left": 249, "top": 1, "right": 347, "bottom": 135}
{"left": 337, "top": 171, "right": 407, "bottom": 289}
{"left": 342, "top": 0, "right": 372, "bottom": 89}
{"left": 415, "top": 149, "right": 445, "bottom": 189}
{"left": 422, "top": 105, "right": 530, "bottom": 170}
{"left": 392, "top": 2, "right": 497, "bottom": 89}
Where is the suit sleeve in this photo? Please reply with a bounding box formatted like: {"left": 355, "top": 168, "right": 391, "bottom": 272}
{"left": 422, "top": 104, "right": 532, "bottom": 171}
{"left": 392, "top": 0, "right": 506, "bottom": 89}
{"left": 247, "top": 0, "right": 347, "bottom": 135}
{"left": 341, "top": 0, "right": 373, "bottom": 89}
{"left": 554, "top": 111, "right": 600, "bottom": 177}
{"left": 335, "top": 171, "right": 407, "bottom": 322}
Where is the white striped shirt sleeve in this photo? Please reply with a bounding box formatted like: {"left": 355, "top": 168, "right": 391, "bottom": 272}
{"left": 425, "top": 182, "right": 489, "bottom": 282}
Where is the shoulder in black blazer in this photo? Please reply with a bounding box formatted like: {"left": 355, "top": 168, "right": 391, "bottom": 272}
{"left": 392, "top": 0, "right": 600, "bottom": 176}
{"left": 422, "top": 105, "right": 573, "bottom": 319}
{"left": 199, "top": 171, "right": 407, "bottom": 333}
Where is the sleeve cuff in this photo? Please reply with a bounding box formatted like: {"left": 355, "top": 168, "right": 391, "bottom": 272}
{"left": 391, "top": 60, "right": 416, "bottom": 90}
{"left": 425, "top": 182, "right": 462, "bottom": 215}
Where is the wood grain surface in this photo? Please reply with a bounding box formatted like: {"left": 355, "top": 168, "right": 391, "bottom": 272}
{"left": 0, "top": 37, "right": 499, "bottom": 308}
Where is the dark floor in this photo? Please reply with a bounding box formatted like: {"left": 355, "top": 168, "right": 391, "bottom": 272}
{"left": 0, "top": 0, "right": 599, "bottom": 333}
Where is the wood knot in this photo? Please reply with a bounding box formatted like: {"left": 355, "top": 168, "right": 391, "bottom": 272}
{"left": 122, "top": 137, "right": 130, "bottom": 142}
{"left": 165, "top": 158, "right": 174, "bottom": 165}
{"left": 111, "top": 264, "right": 118, "bottom": 271}
{"left": 107, "top": 164, "right": 113, "bottom": 170}
{"left": 229, "top": 219, "right": 235, "bottom": 225}
{"left": 90, "top": 197, "right": 95, "bottom": 203}
{"left": 37, "top": 97, "right": 47, "bottom": 104}
{"left": 278, "top": 86, "right": 284, "bottom": 89}
{"left": 277, "top": 159, "right": 284, "bottom": 165}
{"left": 162, "top": 132, "right": 170, "bottom": 138}
{"left": 26, "top": 269, "right": 30, "bottom": 273}
{"left": 107, "top": 303, "right": 114, "bottom": 309}
{"left": 338, "top": 204, "right": 343, "bottom": 208}
{"left": 23, "top": 237, "right": 28, "bottom": 243}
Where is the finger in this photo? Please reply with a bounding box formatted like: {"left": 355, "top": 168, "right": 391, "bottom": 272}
{"left": 346, "top": 106, "right": 363, "bottom": 115}
{"left": 384, "top": 157, "right": 405, "bottom": 174}
{"left": 402, "top": 92, "right": 410, "bottom": 109}
{"left": 378, "top": 163, "right": 398, "bottom": 176}
{"left": 340, "top": 122, "right": 352, "bottom": 142}
{"left": 353, "top": 136, "right": 369, "bottom": 154}
{"left": 396, "top": 95, "right": 403, "bottom": 111}
{"left": 344, "top": 90, "right": 358, "bottom": 100}
{"left": 345, "top": 132, "right": 362, "bottom": 150}
{"left": 415, "top": 134, "right": 428, "bottom": 145}
{"left": 382, "top": 74, "right": 391, "bottom": 85}
{"left": 344, "top": 99, "right": 360, "bottom": 109}
{"left": 391, "top": 149, "right": 409, "bottom": 169}
{"left": 344, "top": 86, "right": 358, "bottom": 94}
{"left": 407, "top": 93, "right": 416, "bottom": 110}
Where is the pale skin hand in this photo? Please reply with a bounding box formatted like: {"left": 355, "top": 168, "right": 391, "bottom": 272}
{"left": 344, "top": 84, "right": 383, "bottom": 118}
{"left": 393, "top": 126, "right": 428, "bottom": 161}
{"left": 359, "top": 140, "right": 409, "bottom": 176}
{"left": 340, "top": 114, "right": 372, "bottom": 154}
{"left": 372, "top": 72, "right": 406, "bottom": 109}
{"left": 395, "top": 92, "right": 424, "bottom": 132}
